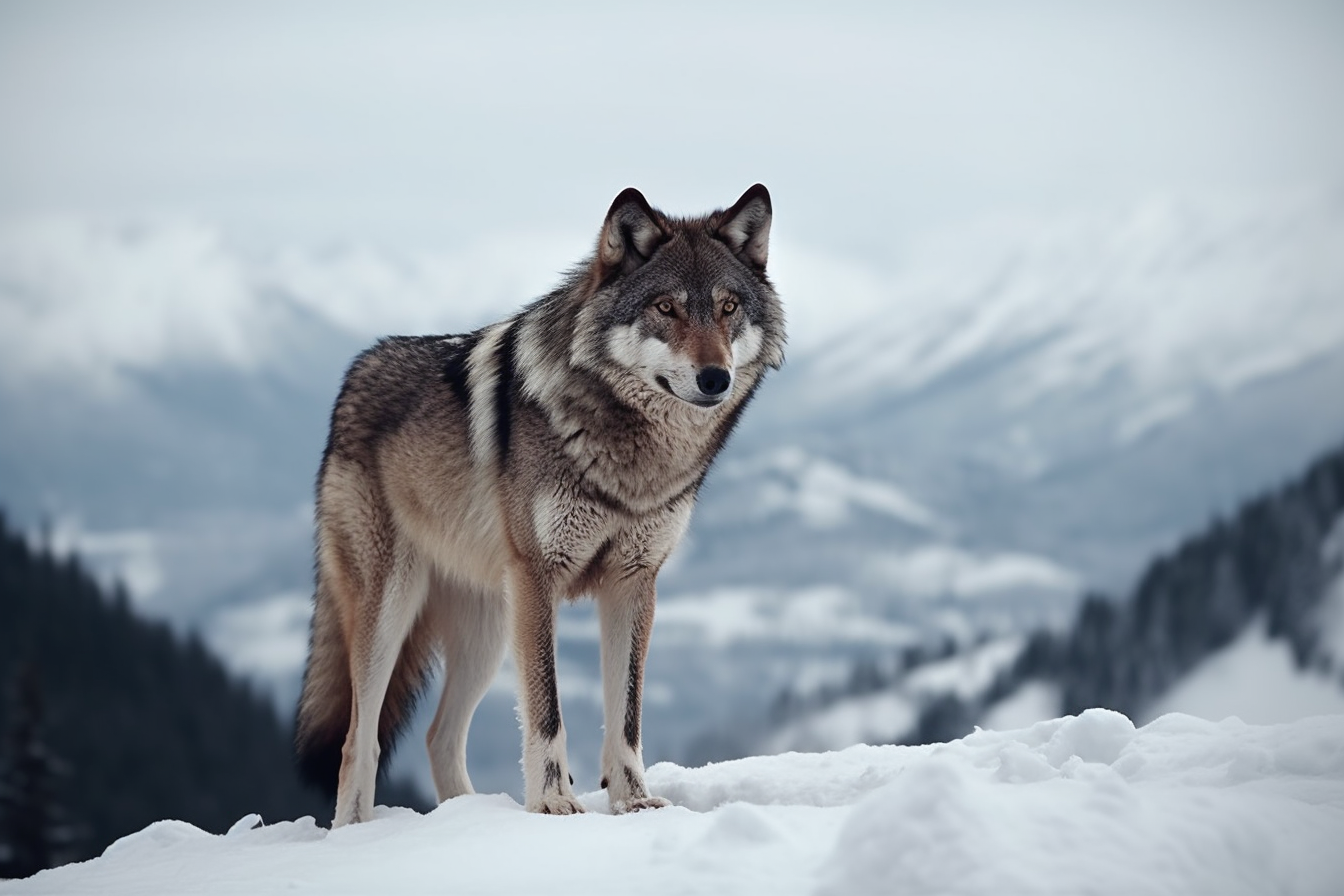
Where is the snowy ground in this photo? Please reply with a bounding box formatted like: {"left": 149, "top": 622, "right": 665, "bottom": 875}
{"left": 8, "top": 711, "right": 1343, "bottom": 895}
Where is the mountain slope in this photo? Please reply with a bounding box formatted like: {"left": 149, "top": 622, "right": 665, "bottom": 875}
{"left": 1009, "top": 439, "right": 1344, "bottom": 721}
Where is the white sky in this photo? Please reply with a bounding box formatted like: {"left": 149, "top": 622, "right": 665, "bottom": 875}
{"left": 2, "top": 0, "right": 1342, "bottom": 260}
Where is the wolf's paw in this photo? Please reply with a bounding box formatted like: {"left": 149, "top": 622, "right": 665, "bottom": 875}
{"left": 612, "top": 795, "right": 672, "bottom": 814}
{"left": 534, "top": 793, "right": 586, "bottom": 816}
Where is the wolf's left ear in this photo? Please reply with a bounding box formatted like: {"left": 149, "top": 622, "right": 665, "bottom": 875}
{"left": 716, "top": 184, "right": 772, "bottom": 271}
{"left": 599, "top": 188, "right": 668, "bottom": 278}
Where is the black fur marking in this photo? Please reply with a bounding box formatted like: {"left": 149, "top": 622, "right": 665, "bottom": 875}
{"left": 623, "top": 765, "right": 643, "bottom": 797}
{"left": 543, "top": 760, "right": 563, "bottom": 792}
{"left": 536, "top": 620, "right": 562, "bottom": 742}
{"left": 623, "top": 624, "right": 643, "bottom": 750}
{"left": 494, "top": 323, "right": 520, "bottom": 468}
{"left": 441, "top": 331, "right": 481, "bottom": 411}
{"left": 575, "top": 538, "right": 613, "bottom": 586}
{"left": 589, "top": 538, "right": 614, "bottom": 568}
{"left": 663, "top": 480, "right": 701, "bottom": 512}
{"left": 582, "top": 481, "right": 636, "bottom": 514}
{"left": 706, "top": 384, "right": 758, "bottom": 463}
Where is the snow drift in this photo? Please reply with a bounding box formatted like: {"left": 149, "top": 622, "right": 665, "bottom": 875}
{"left": 8, "top": 710, "right": 1343, "bottom": 895}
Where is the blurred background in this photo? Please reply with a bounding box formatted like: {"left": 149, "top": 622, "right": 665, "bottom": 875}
{"left": 3, "top": 0, "right": 1344, "bottom": 875}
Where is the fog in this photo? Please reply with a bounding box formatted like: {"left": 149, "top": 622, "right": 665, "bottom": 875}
{"left": 3, "top": 1, "right": 1341, "bottom": 259}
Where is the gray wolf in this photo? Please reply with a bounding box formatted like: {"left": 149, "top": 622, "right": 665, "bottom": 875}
{"left": 294, "top": 185, "right": 786, "bottom": 825}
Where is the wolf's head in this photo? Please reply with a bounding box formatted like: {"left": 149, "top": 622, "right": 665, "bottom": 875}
{"left": 575, "top": 185, "right": 786, "bottom": 410}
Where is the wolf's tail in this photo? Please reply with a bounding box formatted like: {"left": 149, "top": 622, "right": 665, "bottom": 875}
{"left": 294, "top": 575, "right": 438, "bottom": 796}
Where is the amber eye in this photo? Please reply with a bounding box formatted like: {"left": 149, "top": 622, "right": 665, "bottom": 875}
{"left": 722, "top": 300, "right": 738, "bottom": 316}
{"left": 655, "top": 300, "right": 675, "bottom": 316}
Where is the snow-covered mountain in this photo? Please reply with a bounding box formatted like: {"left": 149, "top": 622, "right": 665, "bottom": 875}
{"left": 744, "top": 440, "right": 1344, "bottom": 760}
{"left": 3, "top": 186, "right": 1343, "bottom": 799}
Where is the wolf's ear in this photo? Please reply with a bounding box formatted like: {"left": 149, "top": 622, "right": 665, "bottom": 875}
{"left": 716, "top": 184, "right": 772, "bottom": 271}
{"left": 598, "top": 188, "right": 667, "bottom": 278}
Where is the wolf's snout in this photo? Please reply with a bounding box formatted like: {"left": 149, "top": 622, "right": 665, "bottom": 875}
{"left": 696, "top": 367, "right": 732, "bottom": 397}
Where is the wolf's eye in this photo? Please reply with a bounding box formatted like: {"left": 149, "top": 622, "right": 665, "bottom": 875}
{"left": 655, "top": 300, "right": 675, "bottom": 316}
{"left": 722, "top": 300, "right": 738, "bottom": 316}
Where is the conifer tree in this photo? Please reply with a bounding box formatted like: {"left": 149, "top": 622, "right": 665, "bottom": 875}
{"left": 0, "top": 665, "right": 77, "bottom": 879}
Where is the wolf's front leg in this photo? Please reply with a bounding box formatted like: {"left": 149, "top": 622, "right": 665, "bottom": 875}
{"left": 596, "top": 574, "right": 671, "bottom": 813}
{"left": 510, "top": 565, "right": 583, "bottom": 814}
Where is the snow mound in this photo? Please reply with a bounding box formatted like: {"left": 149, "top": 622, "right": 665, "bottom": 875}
{"left": 10, "top": 712, "right": 1344, "bottom": 895}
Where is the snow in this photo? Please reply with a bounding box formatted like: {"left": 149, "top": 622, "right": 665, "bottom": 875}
{"left": 904, "top": 637, "right": 1025, "bottom": 699}
{"left": 653, "top": 586, "right": 919, "bottom": 649}
{"left": 10, "top": 711, "right": 1343, "bottom": 895}
{"left": 765, "top": 638, "right": 1030, "bottom": 753}
{"left": 762, "top": 692, "right": 919, "bottom": 755}
{"left": 980, "top": 682, "right": 1062, "bottom": 733}
{"left": 1318, "top": 572, "right": 1344, "bottom": 670}
{"left": 1318, "top": 512, "right": 1344, "bottom": 669}
{"left": 864, "top": 545, "right": 1079, "bottom": 602}
{"left": 1115, "top": 391, "right": 1195, "bottom": 445}
{"left": 1141, "top": 619, "right": 1344, "bottom": 726}
{"left": 727, "top": 447, "right": 946, "bottom": 532}
{"left": 798, "top": 189, "right": 1344, "bottom": 425}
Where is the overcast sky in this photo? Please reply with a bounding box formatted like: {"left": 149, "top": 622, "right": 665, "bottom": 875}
{"left": 3, "top": 0, "right": 1342, "bottom": 261}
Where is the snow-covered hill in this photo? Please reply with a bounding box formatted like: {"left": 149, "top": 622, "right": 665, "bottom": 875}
{"left": 6, "top": 711, "right": 1343, "bottom": 895}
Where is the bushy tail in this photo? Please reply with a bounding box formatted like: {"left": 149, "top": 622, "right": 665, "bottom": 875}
{"left": 294, "top": 578, "right": 438, "bottom": 796}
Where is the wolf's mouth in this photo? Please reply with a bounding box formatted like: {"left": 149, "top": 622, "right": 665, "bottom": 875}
{"left": 655, "top": 375, "right": 723, "bottom": 408}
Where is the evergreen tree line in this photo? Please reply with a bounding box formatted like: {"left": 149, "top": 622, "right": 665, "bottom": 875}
{"left": 0, "top": 511, "right": 428, "bottom": 879}
{"left": 1005, "top": 441, "right": 1344, "bottom": 716}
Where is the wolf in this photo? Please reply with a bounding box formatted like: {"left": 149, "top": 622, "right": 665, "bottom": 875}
{"left": 294, "top": 185, "right": 786, "bottom": 825}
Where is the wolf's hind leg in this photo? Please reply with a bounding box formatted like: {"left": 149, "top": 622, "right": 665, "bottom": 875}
{"left": 425, "top": 578, "right": 509, "bottom": 801}
{"left": 596, "top": 573, "right": 670, "bottom": 813}
{"left": 334, "top": 547, "right": 429, "bottom": 827}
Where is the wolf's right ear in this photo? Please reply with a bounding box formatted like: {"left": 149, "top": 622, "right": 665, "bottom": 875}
{"left": 598, "top": 188, "right": 668, "bottom": 278}
{"left": 716, "top": 184, "right": 772, "bottom": 271}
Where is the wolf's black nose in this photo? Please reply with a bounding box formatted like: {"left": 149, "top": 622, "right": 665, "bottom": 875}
{"left": 696, "top": 367, "right": 731, "bottom": 396}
